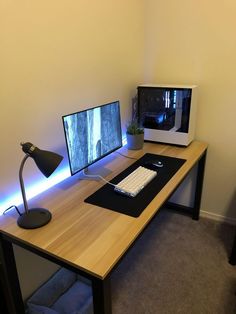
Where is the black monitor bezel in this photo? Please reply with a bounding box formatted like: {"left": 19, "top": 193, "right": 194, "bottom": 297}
{"left": 62, "top": 100, "right": 123, "bottom": 176}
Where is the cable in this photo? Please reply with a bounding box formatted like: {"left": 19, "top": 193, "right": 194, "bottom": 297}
{"left": 82, "top": 150, "right": 138, "bottom": 187}
{"left": 3, "top": 205, "right": 22, "bottom": 216}
{"left": 82, "top": 170, "right": 117, "bottom": 187}
{"left": 114, "top": 151, "right": 138, "bottom": 160}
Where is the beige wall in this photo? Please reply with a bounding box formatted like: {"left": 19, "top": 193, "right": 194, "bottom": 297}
{"left": 1, "top": 0, "right": 236, "bottom": 302}
{"left": 2, "top": 0, "right": 234, "bottom": 222}
{"left": 0, "top": 0, "right": 145, "bottom": 208}
{"left": 0, "top": 0, "right": 145, "bottom": 300}
{"left": 143, "top": 0, "right": 236, "bottom": 221}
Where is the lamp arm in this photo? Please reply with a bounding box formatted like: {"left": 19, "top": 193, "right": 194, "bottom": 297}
{"left": 19, "top": 154, "right": 30, "bottom": 214}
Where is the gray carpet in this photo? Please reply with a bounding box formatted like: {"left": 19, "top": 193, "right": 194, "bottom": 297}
{"left": 111, "top": 209, "right": 236, "bottom": 314}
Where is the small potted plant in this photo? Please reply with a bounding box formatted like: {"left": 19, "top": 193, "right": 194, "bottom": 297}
{"left": 126, "top": 120, "right": 144, "bottom": 150}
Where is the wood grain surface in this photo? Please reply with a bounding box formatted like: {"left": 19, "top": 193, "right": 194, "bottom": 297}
{"left": 0, "top": 141, "right": 208, "bottom": 279}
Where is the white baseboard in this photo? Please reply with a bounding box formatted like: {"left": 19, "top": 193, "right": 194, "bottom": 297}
{"left": 200, "top": 210, "right": 236, "bottom": 226}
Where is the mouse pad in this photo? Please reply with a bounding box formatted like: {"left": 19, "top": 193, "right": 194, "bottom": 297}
{"left": 84, "top": 153, "right": 186, "bottom": 218}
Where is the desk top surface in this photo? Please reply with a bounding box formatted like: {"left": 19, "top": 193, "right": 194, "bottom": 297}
{"left": 0, "top": 141, "right": 207, "bottom": 279}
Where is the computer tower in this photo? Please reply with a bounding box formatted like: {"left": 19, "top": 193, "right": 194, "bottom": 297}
{"left": 137, "top": 84, "right": 198, "bottom": 146}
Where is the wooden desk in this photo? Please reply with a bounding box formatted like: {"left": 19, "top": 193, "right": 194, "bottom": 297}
{"left": 0, "top": 141, "right": 207, "bottom": 314}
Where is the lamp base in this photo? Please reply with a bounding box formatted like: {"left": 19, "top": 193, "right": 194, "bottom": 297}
{"left": 17, "top": 208, "right": 52, "bottom": 229}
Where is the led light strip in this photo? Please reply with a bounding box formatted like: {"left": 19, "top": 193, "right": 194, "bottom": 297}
{"left": 0, "top": 137, "right": 127, "bottom": 215}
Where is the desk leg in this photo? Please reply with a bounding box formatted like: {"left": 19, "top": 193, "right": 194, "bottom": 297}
{"left": 229, "top": 230, "right": 236, "bottom": 265}
{"left": 192, "top": 150, "right": 207, "bottom": 220}
{"left": 166, "top": 150, "right": 207, "bottom": 220}
{"left": 92, "top": 276, "right": 112, "bottom": 314}
{"left": 0, "top": 236, "right": 25, "bottom": 314}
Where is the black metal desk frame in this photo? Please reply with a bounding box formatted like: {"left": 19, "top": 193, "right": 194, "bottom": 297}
{"left": 229, "top": 231, "right": 236, "bottom": 265}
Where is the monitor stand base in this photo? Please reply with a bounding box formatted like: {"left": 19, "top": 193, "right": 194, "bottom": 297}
{"left": 79, "top": 166, "right": 112, "bottom": 181}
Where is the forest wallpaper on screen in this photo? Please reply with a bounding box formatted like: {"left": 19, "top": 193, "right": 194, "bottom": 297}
{"left": 63, "top": 102, "right": 122, "bottom": 174}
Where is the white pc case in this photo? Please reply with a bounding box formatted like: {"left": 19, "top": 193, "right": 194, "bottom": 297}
{"left": 137, "top": 84, "right": 198, "bottom": 146}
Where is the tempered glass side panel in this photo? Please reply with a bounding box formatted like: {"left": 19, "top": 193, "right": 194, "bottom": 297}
{"left": 62, "top": 101, "right": 122, "bottom": 175}
{"left": 138, "top": 87, "right": 192, "bottom": 133}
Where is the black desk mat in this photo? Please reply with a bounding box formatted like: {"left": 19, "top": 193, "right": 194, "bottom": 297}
{"left": 85, "top": 153, "right": 186, "bottom": 218}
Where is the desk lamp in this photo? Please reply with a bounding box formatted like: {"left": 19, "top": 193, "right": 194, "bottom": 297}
{"left": 17, "top": 142, "right": 63, "bottom": 229}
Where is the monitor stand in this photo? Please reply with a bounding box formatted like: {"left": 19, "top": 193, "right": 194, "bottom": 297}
{"left": 78, "top": 166, "right": 112, "bottom": 181}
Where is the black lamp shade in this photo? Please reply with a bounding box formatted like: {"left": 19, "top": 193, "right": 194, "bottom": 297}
{"left": 21, "top": 142, "right": 63, "bottom": 177}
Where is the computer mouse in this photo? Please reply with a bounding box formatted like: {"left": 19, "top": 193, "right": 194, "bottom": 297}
{"left": 144, "top": 160, "right": 164, "bottom": 168}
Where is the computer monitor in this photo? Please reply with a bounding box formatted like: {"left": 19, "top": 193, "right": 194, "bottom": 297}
{"left": 62, "top": 101, "right": 122, "bottom": 176}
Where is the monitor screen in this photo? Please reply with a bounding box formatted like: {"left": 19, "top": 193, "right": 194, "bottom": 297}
{"left": 62, "top": 101, "right": 122, "bottom": 175}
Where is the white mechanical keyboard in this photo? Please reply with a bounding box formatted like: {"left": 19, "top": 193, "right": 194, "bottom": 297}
{"left": 114, "top": 166, "right": 157, "bottom": 197}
